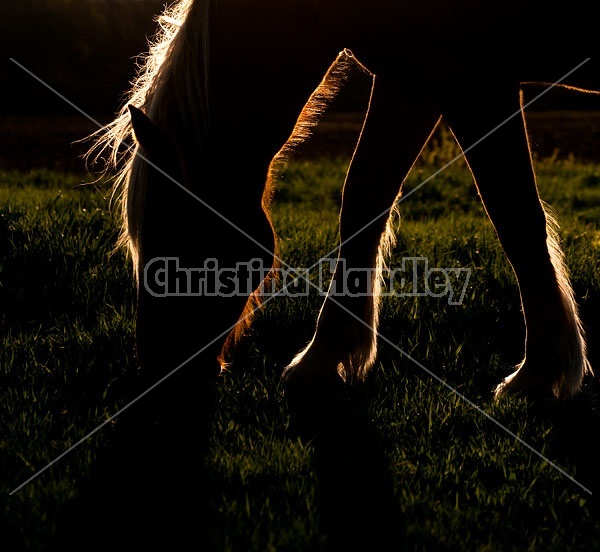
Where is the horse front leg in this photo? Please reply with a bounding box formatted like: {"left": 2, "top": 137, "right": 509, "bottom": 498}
{"left": 282, "top": 78, "right": 440, "bottom": 393}
{"left": 444, "top": 89, "right": 592, "bottom": 400}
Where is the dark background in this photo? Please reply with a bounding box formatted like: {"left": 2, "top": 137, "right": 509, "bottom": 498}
{"left": 2, "top": 0, "right": 600, "bottom": 172}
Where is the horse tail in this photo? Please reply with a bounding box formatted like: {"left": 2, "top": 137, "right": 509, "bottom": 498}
{"left": 83, "top": 0, "right": 210, "bottom": 281}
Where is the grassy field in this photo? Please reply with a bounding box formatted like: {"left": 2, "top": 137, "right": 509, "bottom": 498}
{"left": 1, "top": 126, "right": 600, "bottom": 550}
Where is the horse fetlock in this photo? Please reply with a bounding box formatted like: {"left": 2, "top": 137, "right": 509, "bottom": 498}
{"left": 493, "top": 361, "right": 557, "bottom": 401}
{"left": 282, "top": 319, "right": 378, "bottom": 393}
{"left": 494, "top": 343, "right": 590, "bottom": 401}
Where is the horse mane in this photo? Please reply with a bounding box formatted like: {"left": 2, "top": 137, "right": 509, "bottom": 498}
{"left": 84, "top": 0, "right": 210, "bottom": 278}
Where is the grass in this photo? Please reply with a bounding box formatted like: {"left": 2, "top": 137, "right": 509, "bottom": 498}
{"left": 1, "top": 126, "right": 599, "bottom": 550}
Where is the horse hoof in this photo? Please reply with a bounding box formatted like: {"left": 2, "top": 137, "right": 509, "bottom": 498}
{"left": 493, "top": 364, "right": 557, "bottom": 402}
{"left": 281, "top": 337, "right": 349, "bottom": 394}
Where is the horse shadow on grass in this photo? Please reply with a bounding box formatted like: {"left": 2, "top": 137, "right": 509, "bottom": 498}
{"left": 285, "top": 381, "right": 404, "bottom": 551}
{"left": 50, "top": 355, "right": 599, "bottom": 551}
{"left": 53, "top": 374, "right": 402, "bottom": 551}
{"left": 534, "top": 376, "right": 600, "bottom": 512}
{"left": 526, "top": 302, "right": 600, "bottom": 509}
{"left": 53, "top": 371, "right": 220, "bottom": 551}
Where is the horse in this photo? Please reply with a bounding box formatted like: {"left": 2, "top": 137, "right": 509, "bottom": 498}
{"left": 86, "top": 0, "right": 596, "bottom": 432}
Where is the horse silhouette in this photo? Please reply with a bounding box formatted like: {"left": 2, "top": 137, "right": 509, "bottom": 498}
{"left": 87, "top": 0, "right": 595, "bottom": 416}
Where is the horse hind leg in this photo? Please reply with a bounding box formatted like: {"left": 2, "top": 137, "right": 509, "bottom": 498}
{"left": 282, "top": 78, "right": 440, "bottom": 394}
{"left": 444, "top": 89, "right": 592, "bottom": 400}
